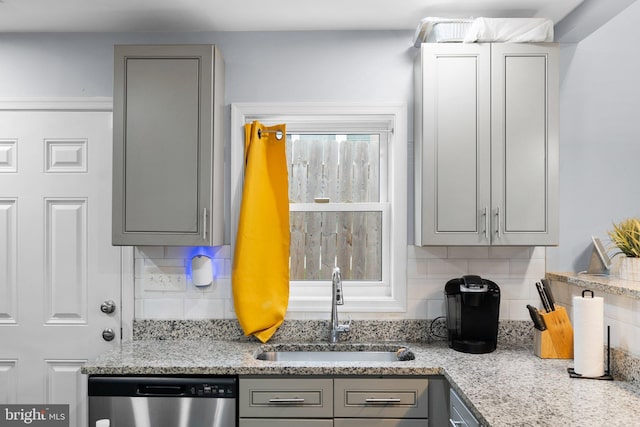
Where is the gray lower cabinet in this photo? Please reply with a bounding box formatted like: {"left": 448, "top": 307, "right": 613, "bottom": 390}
{"left": 239, "top": 377, "right": 333, "bottom": 426}
{"left": 240, "top": 376, "right": 436, "bottom": 427}
{"left": 414, "top": 42, "right": 558, "bottom": 246}
{"left": 334, "top": 378, "right": 428, "bottom": 419}
{"left": 449, "top": 389, "right": 479, "bottom": 427}
{"left": 112, "top": 44, "right": 225, "bottom": 246}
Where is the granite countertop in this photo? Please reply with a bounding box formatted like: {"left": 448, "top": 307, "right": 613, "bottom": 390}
{"left": 83, "top": 339, "right": 640, "bottom": 426}
{"left": 547, "top": 271, "right": 640, "bottom": 299}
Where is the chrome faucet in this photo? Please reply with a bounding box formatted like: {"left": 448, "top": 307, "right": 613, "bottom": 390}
{"left": 330, "top": 267, "right": 350, "bottom": 343}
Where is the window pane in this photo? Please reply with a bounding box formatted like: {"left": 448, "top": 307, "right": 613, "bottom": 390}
{"left": 290, "top": 211, "right": 382, "bottom": 281}
{"left": 287, "top": 134, "right": 380, "bottom": 203}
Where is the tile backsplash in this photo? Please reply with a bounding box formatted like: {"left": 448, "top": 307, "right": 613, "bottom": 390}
{"left": 135, "top": 245, "right": 546, "bottom": 321}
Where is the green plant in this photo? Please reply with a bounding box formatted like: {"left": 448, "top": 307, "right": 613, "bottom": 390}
{"left": 608, "top": 218, "right": 640, "bottom": 257}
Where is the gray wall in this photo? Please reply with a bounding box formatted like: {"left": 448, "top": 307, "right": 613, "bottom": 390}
{"left": 2, "top": 6, "right": 640, "bottom": 272}
{"left": 548, "top": 0, "right": 640, "bottom": 271}
{"left": 0, "top": 30, "right": 417, "bottom": 244}
{"left": 0, "top": 31, "right": 414, "bottom": 101}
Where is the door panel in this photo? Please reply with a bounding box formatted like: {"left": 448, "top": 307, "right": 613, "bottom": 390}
{"left": 123, "top": 57, "right": 200, "bottom": 233}
{"left": 0, "top": 199, "right": 17, "bottom": 323}
{"left": 435, "top": 55, "right": 480, "bottom": 232}
{"left": 0, "top": 360, "right": 17, "bottom": 403}
{"left": 504, "top": 55, "right": 547, "bottom": 232}
{"left": 45, "top": 360, "right": 87, "bottom": 427}
{"left": 0, "top": 109, "right": 121, "bottom": 427}
{"left": 45, "top": 198, "right": 88, "bottom": 323}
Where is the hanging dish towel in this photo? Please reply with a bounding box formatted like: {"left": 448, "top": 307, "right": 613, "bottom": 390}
{"left": 232, "top": 121, "right": 289, "bottom": 343}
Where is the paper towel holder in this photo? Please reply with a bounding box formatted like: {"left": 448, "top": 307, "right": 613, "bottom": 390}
{"left": 567, "top": 325, "right": 613, "bottom": 381}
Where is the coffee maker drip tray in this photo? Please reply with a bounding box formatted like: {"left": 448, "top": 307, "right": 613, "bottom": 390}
{"left": 450, "top": 338, "right": 497, "bottom": 354}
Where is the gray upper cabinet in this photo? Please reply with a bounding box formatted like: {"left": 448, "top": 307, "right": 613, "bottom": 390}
{"left": 414, "top": 42, "right": 558, "bottom": 246}
{"left": 112, "top": 44, "right": 224, "bottom": 246}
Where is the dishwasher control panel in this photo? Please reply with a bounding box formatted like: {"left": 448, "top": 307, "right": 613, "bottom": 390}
{"left": 192, "top": 383, "right": 235, "bottom": 397}
{"left": 89, "top": 376, "right": 237, "bottom": 398}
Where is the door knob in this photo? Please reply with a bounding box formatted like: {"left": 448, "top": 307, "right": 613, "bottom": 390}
{"left": 102, "top": 328, "right": 116, "bottom": 342}
{"left": 100, "top": 300, "right": 116, "bottom": 314}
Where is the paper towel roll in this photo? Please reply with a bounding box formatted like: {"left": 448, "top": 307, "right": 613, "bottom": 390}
{"left": 572, "top": 291, "right": 604, "bottom": 377}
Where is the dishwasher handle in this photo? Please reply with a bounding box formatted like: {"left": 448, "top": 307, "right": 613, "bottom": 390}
{"left": 137, "top": 384, "right": 186, "bottom": 396}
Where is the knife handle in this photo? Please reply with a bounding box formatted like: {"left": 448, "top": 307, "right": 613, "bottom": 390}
{"left": 541, "top": 279, "right": 555, "bottom": 311}
{"left": 527, "top": 304, "right": 547, "bottom": 331}
{"left": 535, "top": 282, "right": 551, "bottom": 312}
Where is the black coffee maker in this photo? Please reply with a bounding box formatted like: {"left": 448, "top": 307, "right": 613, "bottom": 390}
{"left": 445, "top": 275, "right": 500, "bottom": 354}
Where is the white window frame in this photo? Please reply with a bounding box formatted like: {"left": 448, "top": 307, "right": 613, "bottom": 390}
{"left": 230, "top": 103, "right": 407, "bottom": 313}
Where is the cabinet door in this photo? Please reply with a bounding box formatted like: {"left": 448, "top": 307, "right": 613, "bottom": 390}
{"left": 491, "top": 43, "right": 558, "bottom": 245}
{"left": 415, "top": 43, "right": 491, "bottom": 245}
{"left": 112, "top": 44, "right": 224, "bottom": 246}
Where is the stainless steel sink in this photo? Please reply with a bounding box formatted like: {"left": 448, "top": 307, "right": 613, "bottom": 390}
{"left": 255, "top": 350, "right": 400, "bottom": 362}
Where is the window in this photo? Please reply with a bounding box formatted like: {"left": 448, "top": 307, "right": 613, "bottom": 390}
{"left": 231, "top": 103, "right": 407, "bottom": 312}
{"left": 288, "top": 132, "right": 385, "bottom": 282}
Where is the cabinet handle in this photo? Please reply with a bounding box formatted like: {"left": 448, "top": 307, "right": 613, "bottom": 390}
{"left": 202, "top": 208, "right": 208, "bottom": 241}
{"left": 364, "top": 398, "right": 402, "bottom": 403}
{"left": 495, "top": 207, "right": 501, "bottom": 239}
{"left": 482, "top": 207, "right": 488, "bottom": 239}
{"left": 268, "top": 398, "right": 306, "bottom": 404}
{"left": 450, "top": 419, "right": 464, "bottom": 427}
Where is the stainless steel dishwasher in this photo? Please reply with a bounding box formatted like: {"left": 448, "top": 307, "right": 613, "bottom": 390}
{"left": 88, "top": 376, "right": 237, "bottom": 427}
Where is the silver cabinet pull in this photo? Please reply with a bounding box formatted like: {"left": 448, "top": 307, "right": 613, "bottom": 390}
{"left": 482, "top": 207, "right": 488, "bottom": 239}
{"left": 364, "top": 398, "right": 402, "bottom": 403}
{"left": 495, "top": 207, "right": 501, "bottom": 239}
{"left": 268, "top": 398, "right": 305, "bottom": 404}
{"left": 202, "top": 208, "right": 208, "bottom": 241}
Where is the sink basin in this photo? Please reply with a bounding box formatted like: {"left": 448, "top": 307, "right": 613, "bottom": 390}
{"left": 255, "top": 350, "right": 400, "bottom": 362}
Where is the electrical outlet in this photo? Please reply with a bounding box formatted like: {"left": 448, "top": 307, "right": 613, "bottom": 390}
{"left": 143, "top": 266, "right": 187, "bottom": 291}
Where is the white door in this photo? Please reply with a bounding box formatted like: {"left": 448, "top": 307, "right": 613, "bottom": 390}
{"left": 0, "top": 109, "right": 122, "bottom": 427}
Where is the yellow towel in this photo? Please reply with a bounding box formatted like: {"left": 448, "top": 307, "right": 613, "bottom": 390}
{"left": 232, "top": 121, "right": 289, "bottom": 342}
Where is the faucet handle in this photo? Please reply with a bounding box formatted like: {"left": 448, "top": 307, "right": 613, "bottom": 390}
{"left": 339, "top": 315, "right": 352, "bottom": 332}
{"left": 336, "top": 323, "right": 350, "bottom": 333}
{"left": 345, "top": 315, "right": 352, "bottom": 327}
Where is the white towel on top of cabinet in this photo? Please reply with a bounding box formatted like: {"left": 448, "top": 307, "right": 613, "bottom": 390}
{"left": 463, "top": 17, "right": 554, "bottom": 43}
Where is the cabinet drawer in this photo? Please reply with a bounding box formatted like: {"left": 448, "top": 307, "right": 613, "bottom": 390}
{"left": 450, "top": 389, "right": 479, "bottom": 427}
{"left": 334, "top": 378, "right": 428, "bottom": 418}
{"left": 335, "top": 419, "right": 426, "bottom": 427}
{"left": 240, "top": 419, "right": 333, "bottom": 427}
{"left": 240, "top": 377, "right": 333, "bottom": 418}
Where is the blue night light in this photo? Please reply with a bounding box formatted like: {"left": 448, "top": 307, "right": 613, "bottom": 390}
{"left": 186, "top": 246, "right": 221, "bottom": 285}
